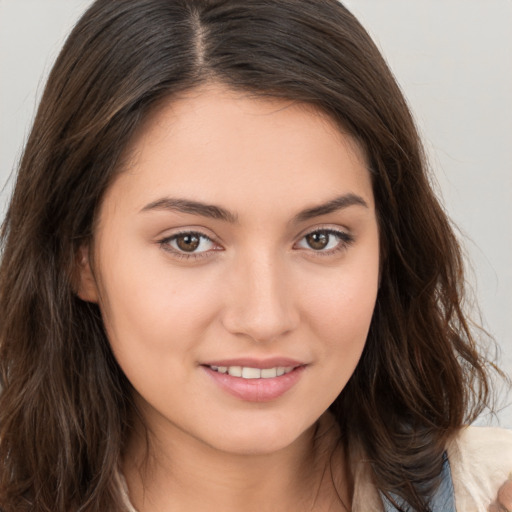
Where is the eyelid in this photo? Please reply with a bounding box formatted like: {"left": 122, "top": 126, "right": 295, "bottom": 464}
{"left": 293, "top": 225, "right": 355, "bottom": 256}
{"left": 295, "top": 222, "right": 351, "bottom": 238}
{"left": 156, "top": 224, "right": 355, "bottom": 261}
{"left": 158, "top": 229, "right": 224, "bottom": 260}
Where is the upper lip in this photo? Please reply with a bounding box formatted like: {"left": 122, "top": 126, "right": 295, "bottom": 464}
{"left": 201, "top": 357, "right": 306, "bottom": 369}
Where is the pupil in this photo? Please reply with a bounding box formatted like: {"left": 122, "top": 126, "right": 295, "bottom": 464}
{"left": 306, "top": 232, "right": 328, "bottom": 250}
{"left": 177, "top": 234, "right": 200, "bottom": 252}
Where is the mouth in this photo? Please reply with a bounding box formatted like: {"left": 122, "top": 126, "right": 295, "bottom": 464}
{"left": 201, "top": 360, "right": 307, "bottom": 402}
{"left": 206, "top": 365, "right": 297, "bottom": 379}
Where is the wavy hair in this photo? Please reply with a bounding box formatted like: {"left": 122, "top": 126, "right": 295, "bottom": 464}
{"left": 0, "top": 1, "right": 495, "bottom": 510}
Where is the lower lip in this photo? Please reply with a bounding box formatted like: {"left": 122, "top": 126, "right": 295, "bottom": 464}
{"left": 202, "top": 365, "right": 306, "bottom": 402}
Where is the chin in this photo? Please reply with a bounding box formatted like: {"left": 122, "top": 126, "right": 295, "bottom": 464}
{"left": 205, "top": 417, "right": 316, "bottom": 456}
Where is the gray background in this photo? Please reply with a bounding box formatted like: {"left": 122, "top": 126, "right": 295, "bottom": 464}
{"left": 1, "top": 0, "right": 511, "bottom": 427}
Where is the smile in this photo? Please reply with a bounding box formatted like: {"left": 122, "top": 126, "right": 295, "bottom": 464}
{"left": 209, "top": 365, "right": 295, "bottom": 379}
{"left": 203, "top": 363, "right": 306, "bottom": 402}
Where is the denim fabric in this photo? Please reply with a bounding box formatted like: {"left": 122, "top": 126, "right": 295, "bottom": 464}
{"left": 381, "top": 454, "right": 456, "bottom": 511}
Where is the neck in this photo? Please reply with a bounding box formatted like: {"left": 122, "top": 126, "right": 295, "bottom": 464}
{"left": 122, "top": 412, "right": 350, "bottom": 512}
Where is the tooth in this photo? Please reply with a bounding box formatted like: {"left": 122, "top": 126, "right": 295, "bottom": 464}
{"left": 210, "top": 365, "right": 219, "bottom": 371}
{"left": 242, "top": 367, "right": 261, "bottom": 379}
{"left": 228, "top": 366, "right": 242, "bottom": 377}
{"left": 261, "top": 368, "right": 278, "bottom": 378}
{"left": 221, "top": 365, "right": 296, "bottom": 378}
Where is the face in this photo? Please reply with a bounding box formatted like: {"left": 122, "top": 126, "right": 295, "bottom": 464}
{"left": 78, "top": 84, "right": 380, "bottom": 456}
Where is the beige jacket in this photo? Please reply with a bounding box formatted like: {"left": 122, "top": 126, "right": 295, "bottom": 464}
{"left": 352, "top": 426, "right": 512, "bottom": 511}
{"left": 121, "top": 426, "right": 512, "bottom": 511}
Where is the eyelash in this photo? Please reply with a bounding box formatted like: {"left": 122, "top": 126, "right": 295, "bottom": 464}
{"left": 158, "top": 228, "right": 354, "bottom": 261}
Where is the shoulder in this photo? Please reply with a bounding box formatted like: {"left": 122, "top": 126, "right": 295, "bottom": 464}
{"left": 447, "top": 426, "right": 512, "bottom": 511}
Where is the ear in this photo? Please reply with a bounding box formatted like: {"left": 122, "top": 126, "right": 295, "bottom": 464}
{"left": 74, "top": 245, "right": 99, "bottom": 303}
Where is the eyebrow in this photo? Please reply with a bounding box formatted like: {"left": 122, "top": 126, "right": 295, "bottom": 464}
{"left": 140, "top": 193, "right": 368, "bottom": 224}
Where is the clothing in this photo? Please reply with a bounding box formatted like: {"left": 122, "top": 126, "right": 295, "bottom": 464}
{"left": 120, "top": 426, "right": 512, "bottom": 511}
{"left": 351, "top": 426, "right": 512, "bottom": 511}
{"left": 119, "top": 474, "right": 137, "bottom": 512}
{"left": 448, "top": 426, "right": 512, "bottom": 510}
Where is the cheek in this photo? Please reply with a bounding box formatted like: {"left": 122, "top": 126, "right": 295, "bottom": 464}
{"left": 313, "top": 289, "right": 376, "bottom": 356}
{"left": 96, "top": 261, "right": 224, "bottom": 409}
{"left": 303, "top": 258, "right": 379, "bottom": 368}
{"left": 96, "top": 252, "right": 221, "bottom": 359}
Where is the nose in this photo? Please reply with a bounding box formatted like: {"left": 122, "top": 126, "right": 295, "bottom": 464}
{"left": 220, "top": 251, "right": 300, "bottom": 343}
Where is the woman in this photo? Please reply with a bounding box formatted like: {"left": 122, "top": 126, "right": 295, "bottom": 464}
{"left": 0, "top": 0, "right": 510, "bottom": 510}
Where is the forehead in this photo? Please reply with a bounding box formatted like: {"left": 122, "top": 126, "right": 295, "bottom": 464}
{"left": 106, "top": 84, "right": 374, "bottom": 218}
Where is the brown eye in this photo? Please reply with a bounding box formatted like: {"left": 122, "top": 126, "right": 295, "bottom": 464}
{"left": 175, "top": 233, "right": 200, "bottom": 252}
{"left": 296, "top": 229, "right": 354, "bottom": 254}
{"left": 305, "top": 231, "right": 329, "bottom": 250}
{"left": 162, "top": 232, "right": 216, "bottom": 256}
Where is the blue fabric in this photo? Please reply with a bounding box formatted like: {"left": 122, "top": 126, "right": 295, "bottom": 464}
{"left": 381, "top": 454, "right": 456, "bottom": 511}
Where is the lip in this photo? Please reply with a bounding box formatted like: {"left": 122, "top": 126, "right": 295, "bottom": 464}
{"left": 201, "top": 360, "right": 307, "bottom": 402}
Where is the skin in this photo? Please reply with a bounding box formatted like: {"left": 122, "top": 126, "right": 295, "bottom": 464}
{"left": 75, "top": 83, "right": 512, "bottom": 511}
{"left": 490, "top": 475, "right": 512, "bottom": 512}
{"left": 77, "top": 83, "right": 380, "bottom": 511}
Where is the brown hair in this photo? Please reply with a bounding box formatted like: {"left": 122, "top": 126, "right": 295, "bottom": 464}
{"left": 0, "top": 1, "right": 496, "bottom": 510}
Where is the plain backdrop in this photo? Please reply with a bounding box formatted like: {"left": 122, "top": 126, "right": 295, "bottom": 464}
{"left": 1, "top": 0, "right": 511, "bottom": 427}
